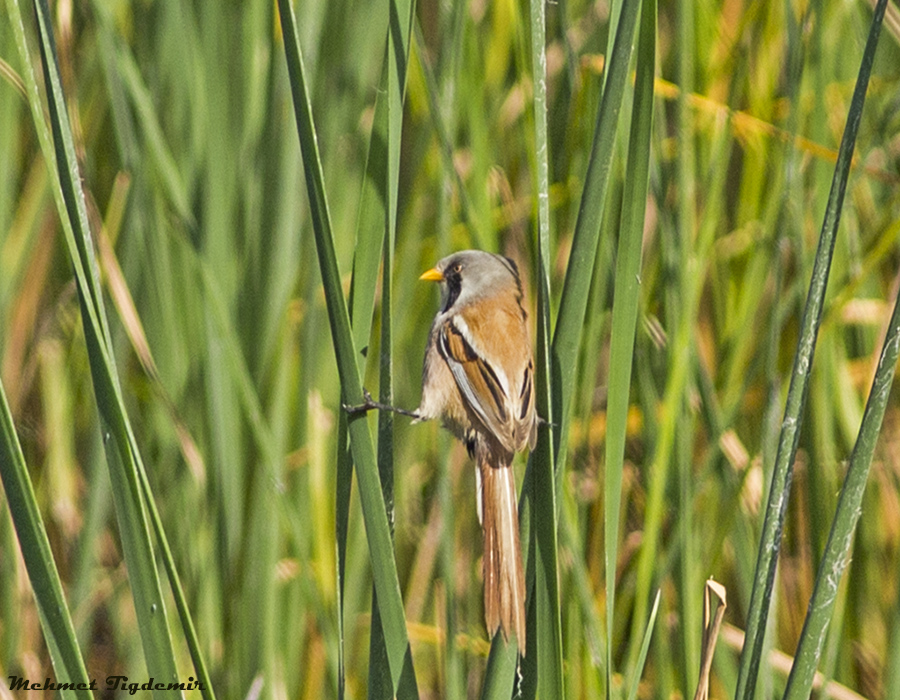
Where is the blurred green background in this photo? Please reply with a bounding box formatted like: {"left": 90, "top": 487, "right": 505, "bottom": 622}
{"left": 2, "top": 0, "right": 900, "bottom": 697}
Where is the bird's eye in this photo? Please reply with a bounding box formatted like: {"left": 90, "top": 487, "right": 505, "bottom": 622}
{"left": 453, "top": 263, "right": 463, "bottom": 273}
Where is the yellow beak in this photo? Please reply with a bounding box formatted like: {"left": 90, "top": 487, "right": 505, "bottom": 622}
{"left": 419, "top": 267, "right": 444, "bottom": 282}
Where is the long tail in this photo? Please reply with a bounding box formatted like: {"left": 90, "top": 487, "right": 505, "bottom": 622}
{"left": 478, "top": 452, "right": 526, "bottom": 655}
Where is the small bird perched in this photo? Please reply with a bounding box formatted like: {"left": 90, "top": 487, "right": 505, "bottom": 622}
{"left": 348, "top": 250, "right": 536, "bottom": 654}
{"left": 344, "top": 250, "right": 540, "bottom": 656}
{"left": 416, "top": 250, "right": 536, "bottom": 655}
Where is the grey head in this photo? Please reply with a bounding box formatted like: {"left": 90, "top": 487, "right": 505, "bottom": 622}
{"left": 424, "top": 250, "right": 522, "bottom": 313}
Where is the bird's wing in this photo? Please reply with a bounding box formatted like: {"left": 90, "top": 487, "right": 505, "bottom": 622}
{"left": 438, "top": 317, "right": 518, "bottom": 452}
{"left": 518, "top": 358, "right": 537, "bottom": 450}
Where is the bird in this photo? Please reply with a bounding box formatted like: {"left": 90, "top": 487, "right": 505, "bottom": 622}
{"left": 416, "top": 250, "right": 537, "bottom": 656}
{"left": 346, "top": 249, "right": 536, "bottom": 654}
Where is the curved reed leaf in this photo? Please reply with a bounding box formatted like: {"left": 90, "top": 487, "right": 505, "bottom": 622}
{"left": 676, "top": 0, "right": 700, "bottom": 687}
{"left": 784, "top": 212, "right": 899, "bottom": 695}
{"left": 13, "top": 0, "right": 204, "bottom": 695}
{"left": 529, "top": 0, "right": 564, "bottom": 693}
{"left": 734, "top": 0, "right": 889, "bottom": 696}
{"left": 626, "top": 589, "right": 661, "bottom": 700}
{"left": 550, "top": 0, "right": 641, "bottom": 463}
{"left": 480, "top": 0, "right": 567, "bottom": 690}
{"left": 339, "top": 51, "right": 394, "bottom": 700}
{"left": 9, "top": 2, "right": 215, "bottom": 698}
{"left": 368, "top": 2, "right": 414, "bottom": 696}
{"left": 606, "top": 0, "right": 655, "bottom": 682}
{"left": 0, "top": 381, "right": 92, "bottom": 700}
{"left": 276, "top": 0, "right": 418, "bottom": 695}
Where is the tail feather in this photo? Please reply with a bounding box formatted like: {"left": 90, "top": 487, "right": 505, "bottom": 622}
{"left": 479, "top": 455, "right": 526, "bottom": 655}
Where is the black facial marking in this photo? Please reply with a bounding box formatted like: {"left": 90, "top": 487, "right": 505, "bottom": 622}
{"left": 441, "top": 259, "right": 464, "bottom": 312}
